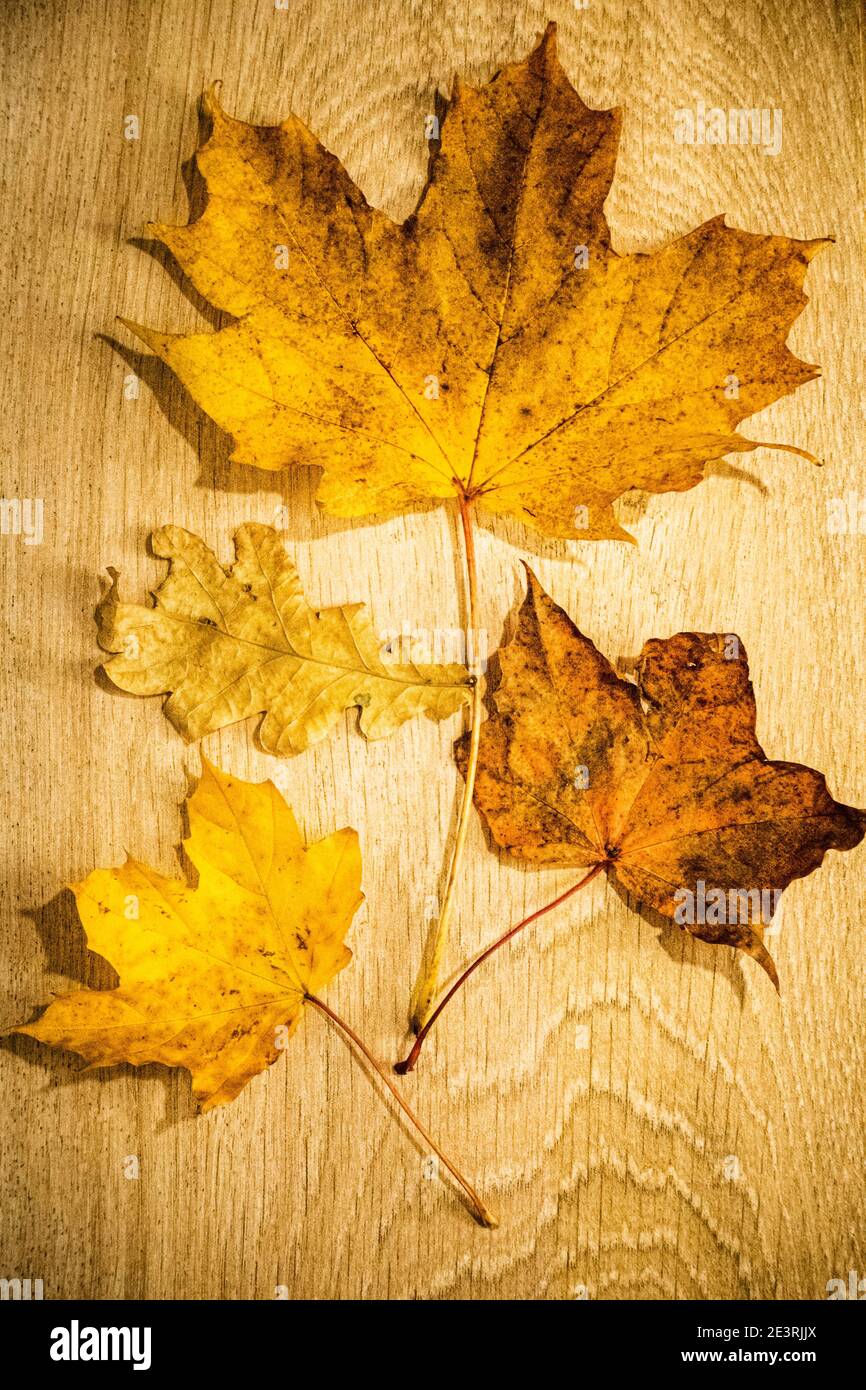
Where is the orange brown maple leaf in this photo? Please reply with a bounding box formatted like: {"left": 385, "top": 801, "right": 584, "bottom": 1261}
{"left": 458, "top": 570, "right": 865, "bottom": 984}
{"left": 122, "top": 23, "right": 826, "bottom": 541}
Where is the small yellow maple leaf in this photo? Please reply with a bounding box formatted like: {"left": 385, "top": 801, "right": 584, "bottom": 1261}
{"left": 98, "top": 522, "right": 473, "bottom": 755}
{"left": 123, "top": 23, "right": 826, "bottom": 540}
{"left": 14, "top": 760, "right": 363, "bottom": 1109}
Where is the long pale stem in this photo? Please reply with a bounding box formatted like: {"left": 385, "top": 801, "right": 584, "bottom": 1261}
{"left": 409, "top": 493, "right": 483, "bottom": 1032}
{"left": 305, "top": 992, "right": 497, "bottom": 1228}
{"left": 396, "top": 863, "right": 605, "bottom": 1075}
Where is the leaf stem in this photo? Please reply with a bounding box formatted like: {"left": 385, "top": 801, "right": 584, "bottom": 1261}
{"left": 409, "top": 492, "right": 484, "bottom": 1032}
{"left": 305, "top": 992, "right": 497, "bottom": 1228}
{"left": 396, "top": 862, "right": 605, "bottom": 1075}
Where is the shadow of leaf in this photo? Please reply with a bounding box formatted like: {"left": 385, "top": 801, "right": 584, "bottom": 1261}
{"left": 606, "top": 875, "right": 747, "bottom": 1003}
{"left": 3, "top": 891, "right": 200, "bottom": 1127}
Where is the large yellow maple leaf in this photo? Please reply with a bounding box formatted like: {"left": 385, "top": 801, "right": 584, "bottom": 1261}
{"left": 15, "top": 760, "right": 362, "bottom": 1109}
{"left": 124, "top": 23, "right": 825, "bottom": 540}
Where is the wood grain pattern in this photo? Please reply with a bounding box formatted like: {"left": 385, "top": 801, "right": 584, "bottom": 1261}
{"left": 1, "top": 0, "right": 863, "bottom": 1300}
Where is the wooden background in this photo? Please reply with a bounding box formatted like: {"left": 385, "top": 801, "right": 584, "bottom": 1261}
{"left": 1, "top": 0, "right": 864, "bottom": 1301}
